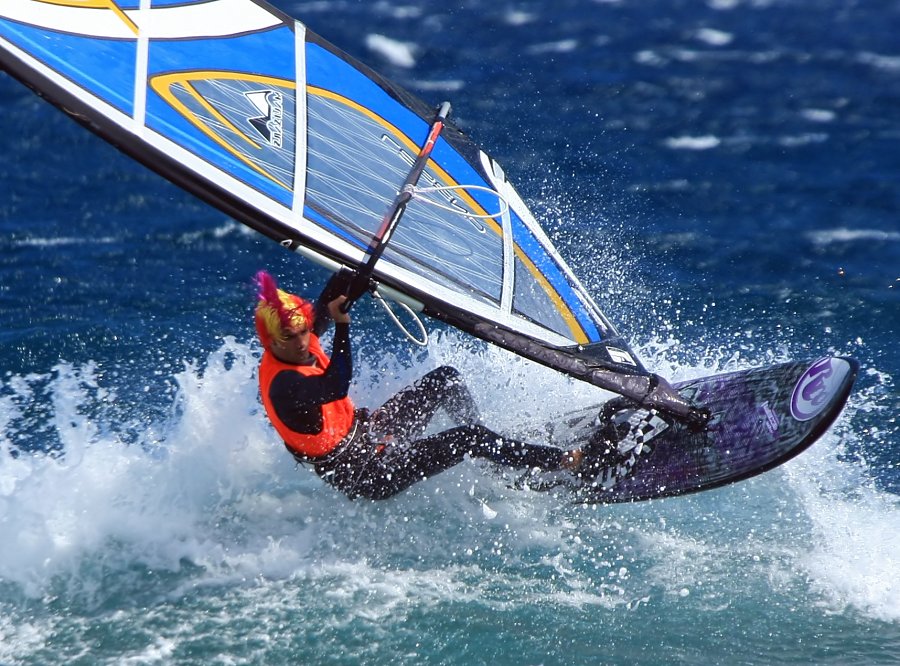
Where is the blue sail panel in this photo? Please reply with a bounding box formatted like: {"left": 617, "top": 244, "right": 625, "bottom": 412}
{"left": 0, "top": 20, "right": 136, "bottom": 116}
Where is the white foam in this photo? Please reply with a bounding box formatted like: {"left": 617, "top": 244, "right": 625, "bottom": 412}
{"left": 787, "top": 436, "right": 900, "bottom": 621}
{"left": 635, "top": 50, "right": 668, "bottom": 67}
{"left": 694, "top": 28, "right": 733, "bottom": 47}
{"left": 503, "top": 10, "right": 536, "bottom": 26}
{"left": 12, "top": 236, "right": 117, "bottom": 247}
{"left": 526, "top": 39, "right": 579, "bottom": 55}
{"left": 409, "top": 79, "right": 465, "bottom": 92}
{"left": 664, "top": 135, "right": 722, "bottom": 150}
{"left": 0, "top": 614, "right": 51, "bottom": 663}
{"left": 0, "top": 335, "right": 531, "bottom": 588}
{"left": 0, "top": 338, "right": 303, "bottom": 596}
{"left": 365, "top": 34, "right": 417, "bottom": 68}
{"left": 0, "top": 327, "right": 621, "bottom": 607}
{"left": 857, "top": 52, "right": 900, "bottom": 72}
{"left": 802, "top": 486, "right": 900, "bottom": 621}
{"left": 376, "top": 5, "right": 423, "bottom": 20}
{"left": 807, "top": 228, "right": 900, "bottom": 246}
{"left": 800, "top": 108, "right": 837, "bottom": 123}
{"left": 769, "top": 357, "right": 900, "bottom": 623}
{"left": 1, "top": 327, "right": 896, "bottom": 626}
{"left": 177, "top": 218, "right": 252, "bottom": 243}
{"left": 777, "top": 133, "right": 828, "bottom": 147}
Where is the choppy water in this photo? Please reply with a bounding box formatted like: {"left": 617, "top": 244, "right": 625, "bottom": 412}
{"left": 1, "top": 0, "right": 898, "bottom": 664}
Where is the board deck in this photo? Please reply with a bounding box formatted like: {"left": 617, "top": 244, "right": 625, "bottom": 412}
{"left": 520, "top": 356, "right": 858, "bottom": 503}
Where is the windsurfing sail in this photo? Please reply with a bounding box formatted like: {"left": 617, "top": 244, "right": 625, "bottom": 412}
{"left": 0, "top": 0, "right": 696, "bottom": 418}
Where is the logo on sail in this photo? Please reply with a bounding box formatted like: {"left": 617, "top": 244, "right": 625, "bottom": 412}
{"left": 150, "top": 71, "right": 295, "bottom": 193}
{"left": 245, "top": 90, "right": 284, "bottom": 148}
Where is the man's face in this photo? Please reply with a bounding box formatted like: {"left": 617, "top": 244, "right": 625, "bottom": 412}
{"left": 271, "top": 323, "right": 312, "bottom": 364}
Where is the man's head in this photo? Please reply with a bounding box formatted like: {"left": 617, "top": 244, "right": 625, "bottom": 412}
{"left": 254, "top": 271, "right": 315, "bottom": 361}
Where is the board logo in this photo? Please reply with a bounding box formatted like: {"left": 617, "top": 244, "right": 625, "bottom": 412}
{"left": 759, "top": 402, "right": 779, "bottom": 436}
{"left": 790, "top": 357, "right": 850, "bottom": 422}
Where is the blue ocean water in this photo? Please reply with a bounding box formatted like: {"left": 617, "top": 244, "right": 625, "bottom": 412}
{"left": 1, "top": 0, "right": 899, "bottom": 663}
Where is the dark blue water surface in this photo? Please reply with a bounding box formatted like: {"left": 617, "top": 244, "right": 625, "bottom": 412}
{"left": 1, "top": 1, "right": 898, "bottom": 664}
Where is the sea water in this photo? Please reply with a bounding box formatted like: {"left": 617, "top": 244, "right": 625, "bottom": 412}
{"left": 1, "top": 0, "right": 898, "bottom": 664}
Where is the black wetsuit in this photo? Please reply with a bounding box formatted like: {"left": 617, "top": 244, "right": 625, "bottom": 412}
{"left": 314, "top": 365, "right": 567, "bottom": 500}
{"left": 268, "top": 285, "right": 567, "bottom": 500}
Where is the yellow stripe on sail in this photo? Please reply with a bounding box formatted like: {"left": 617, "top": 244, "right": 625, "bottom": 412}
{"left": 38, "top": 0, "right": 139, "bottom": 35}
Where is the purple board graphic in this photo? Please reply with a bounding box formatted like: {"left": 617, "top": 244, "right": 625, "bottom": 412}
{"left": 529, "top": 357, "right": 858, "bottom": 503}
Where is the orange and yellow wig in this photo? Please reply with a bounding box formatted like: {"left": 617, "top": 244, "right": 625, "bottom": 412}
{"left": 254, "top": 271, "right": 315, "bottom": 349}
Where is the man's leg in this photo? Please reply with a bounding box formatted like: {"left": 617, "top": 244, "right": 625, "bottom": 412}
{"left": 347, "top": 425, "right": 565, "bottom": 500}
{"left": 368, "top": 366, "right": 481, "bottom": 441}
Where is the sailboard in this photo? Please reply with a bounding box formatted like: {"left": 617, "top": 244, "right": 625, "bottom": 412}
{"left": 0, "top": 1, "right": 856, "bottom": 501}
{"left": 518, "top": 356, "right": 858, "bottom": 502}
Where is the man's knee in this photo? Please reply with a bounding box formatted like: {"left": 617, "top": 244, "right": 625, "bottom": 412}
{"left": 419, "top": 365, "right": 462, "bottom": 388}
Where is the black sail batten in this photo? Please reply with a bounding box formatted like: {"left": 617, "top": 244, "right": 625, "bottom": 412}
{"left": 468, "top": 323, "right": 701, "bottom": 420}
{"left": 396, "top": 287, "right": 699, "bottom": 420}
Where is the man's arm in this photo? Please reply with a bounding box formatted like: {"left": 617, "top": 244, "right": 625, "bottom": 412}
{"left": 268, "top": 298, "right": 352, "bottom": 434}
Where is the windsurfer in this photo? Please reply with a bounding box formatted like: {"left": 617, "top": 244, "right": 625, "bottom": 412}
{"left": 254, "top": 270, "right": 582, "bottom": 500}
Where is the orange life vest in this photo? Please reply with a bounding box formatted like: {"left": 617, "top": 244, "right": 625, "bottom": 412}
{"left": 258, "top": 334, "right": 355, "bottom": 458}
